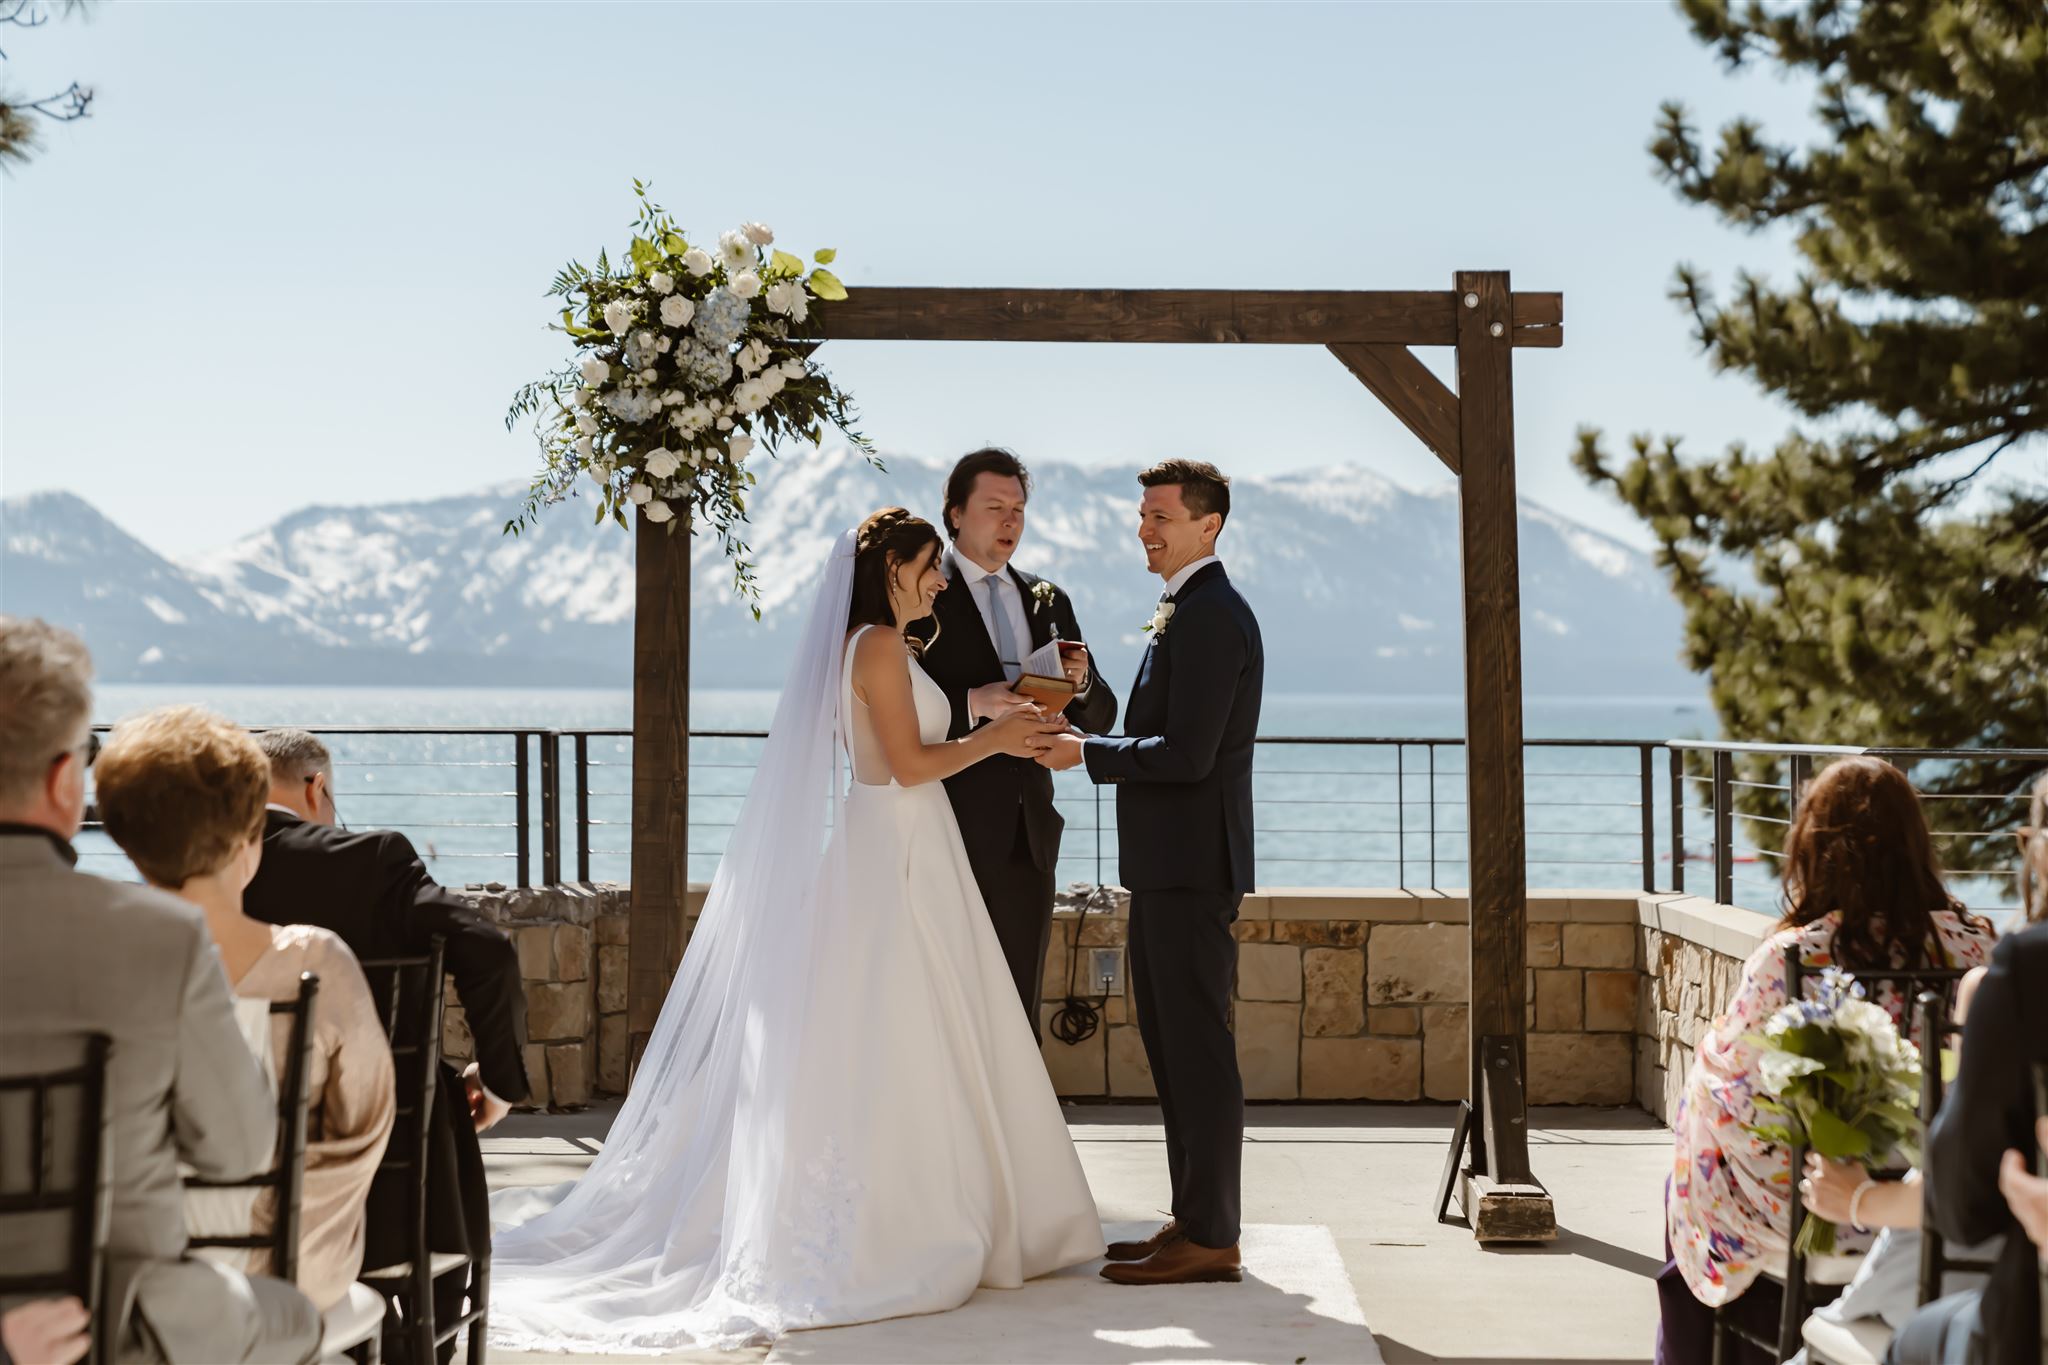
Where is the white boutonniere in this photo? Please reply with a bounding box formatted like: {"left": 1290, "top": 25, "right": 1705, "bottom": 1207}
{"left": 1029, "top": 579, "right": 1057, "bottom": 615}
{"left": 1144, "top": 601, "right": 1176, "bottom": 639}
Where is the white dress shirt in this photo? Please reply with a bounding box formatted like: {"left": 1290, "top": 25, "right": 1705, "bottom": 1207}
{"left": 1162, "top": 554, "right": 1222, "bottom": 599}
{"left": 947, "top": 547, "right": 1035, "bottom": 674}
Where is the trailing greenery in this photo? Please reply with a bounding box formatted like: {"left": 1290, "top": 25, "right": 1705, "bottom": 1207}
{"left": 1576, "top": 0, "right": 2047, "bottom": 872}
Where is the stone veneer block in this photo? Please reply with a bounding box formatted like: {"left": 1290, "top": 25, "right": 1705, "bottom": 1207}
{"left": 546, "top": 1042, "right": 590, "bottom": 1108}
{"left": 521, "top": 1042, "right": 550, "bottom": 1109}
{"left": 1533, "top": 969, "right": 1583, "bottom": 1032}
{"left": 553, "top": 923, "right": 592, "bottom": 983}
{"left": 1231, "top": 921, "right": 1273, "bottom": 943}
{"left": 1301, "top": 1037, "right": 1421, "bottom": 1100}
{"left": 1526, "top": 922, "right": 1562, "bottom": 968}
{"left": 1234, "top": 1001, "right": 1301, "bottom": 1100}
{"left": 1236, "top": 894, "right": 1273, "bottom": 921}
{"left": 1367, "top": 1005, "right": 1420, "bottom": 1036}
{"left": 1526, "top": 893, "right": 1572, "bottom": 923}
{"left": 1040, "top": 1007, "right": 1107, "bottom": 1096}
{"left": 1367, "top": 921, "right": 1470, "bottom": 1004}
{"left": 596, "top": 914, "right": 630, "bottom": 947}
{"left": 1078, "top": 918, "right": 1127, "bottom": 947}
{"left": 597, "top": 1014, "right": 629, "bottom": 1094}
{"left": 1416, "top": 894, "right": 1470, "bottom": 923}
{"left": 1236, "top": 944, "right": 1303, "bottom": 1002}
{"left": 1561, "top": 922, "right": 1636, "bottom": 970}
{"left": 596, "top": 946, "right": 628, "bottom": 1014}
{"left": 1302, "top": 948, "right": 1365, "bottom": 1037}
{"left": 526, "top": 981, "right": 592, "bottom": 1042}
{"left": 1107, "top": 1025, "right": 1155, "bottom": 1098}
{"left": 1566, "top": 897, "right": 1642, "bottom": 923}
{"left": 515, "top": 924, "right": 554, "bottom": 981}
{"left": 1584, "top": 970, "right": 1640, "bottom": 1033}
{"left": 1422, "top": 1003, "right": 1469, "bottom": 1101}
{"left": 441, "top": 1005, "right": 473, "bottom": 1065}
{"left": 1041, "top": 923, "right": 1072, "bottom": 1001}
{"left": 1527, "top": 1033, "right": 1633, "bottom": 1105}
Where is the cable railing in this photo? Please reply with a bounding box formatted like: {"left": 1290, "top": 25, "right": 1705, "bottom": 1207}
{"left": 73, "top": 728, "right": 2045, "bottom": 922}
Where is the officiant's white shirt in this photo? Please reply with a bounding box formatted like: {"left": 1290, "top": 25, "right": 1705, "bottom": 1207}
{"left": 1162, "top": 554, "right": 1221, "bottom": 598}
{"left": 946, "top": 546, "right": 1033, "bottom": 666}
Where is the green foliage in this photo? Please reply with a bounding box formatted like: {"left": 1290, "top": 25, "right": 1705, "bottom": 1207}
{"left": 1576, "top": 0, "right": 2048, "bottom": 869}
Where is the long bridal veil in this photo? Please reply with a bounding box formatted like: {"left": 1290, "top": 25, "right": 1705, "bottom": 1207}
{"left": 489, "top": 529, "right": 860, "bottom": 1353}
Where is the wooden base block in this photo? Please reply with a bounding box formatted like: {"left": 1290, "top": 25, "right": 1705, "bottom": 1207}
{"left": 1461, "top": 1170, "right": 1556, "bottom": 1243}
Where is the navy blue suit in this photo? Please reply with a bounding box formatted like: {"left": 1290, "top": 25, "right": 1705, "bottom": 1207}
{"left": 1084, "top": 559, "right": 1263, "bottom": 1249}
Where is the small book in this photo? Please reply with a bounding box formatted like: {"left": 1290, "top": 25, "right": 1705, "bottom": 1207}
{"left": 1013, "top": 639, "right": 1078, "bottom": 710}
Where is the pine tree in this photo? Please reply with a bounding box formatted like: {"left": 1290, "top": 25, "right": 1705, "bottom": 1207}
{"left": 1575, "top": 0, "right": 2048, "bottom": 874}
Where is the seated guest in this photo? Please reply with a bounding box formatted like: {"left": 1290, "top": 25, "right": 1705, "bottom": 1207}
{"left": 241, "top": 728, "right": 529, "bottom": 1356}
{"left": 1, "top": 1298, "right": 90, "bottom": 1365}
{"left": 1658, "top": 756, "right": 1998, "bottom": 1365}
{"left": 2020, "top": 772, "right": 2045, "bottom": 925}
{"left": 0, "top": 617, "right": 320, "bottom": 1365}
{"left": 1892, "top": 917, "right": 2047, "bottom": 1364}
{"left": 95, "top": 707, "right": 396, "bottom": 1312}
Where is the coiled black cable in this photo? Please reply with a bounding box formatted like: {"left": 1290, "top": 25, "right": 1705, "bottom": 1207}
{"left": 1047, "top": 885, "right": 1119, "bottom": 1046}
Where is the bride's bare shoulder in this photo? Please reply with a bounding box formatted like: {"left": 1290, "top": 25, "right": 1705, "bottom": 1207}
{"left": 847, "top": 625, "right": 907, "bottom": 670}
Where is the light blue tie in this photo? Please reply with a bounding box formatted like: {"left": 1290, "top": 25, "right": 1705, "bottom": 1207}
{"left": 984, "top": 575, "right": 1022, "bottom": 683}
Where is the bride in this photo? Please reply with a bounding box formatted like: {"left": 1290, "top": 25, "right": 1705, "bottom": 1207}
{"left": 488, "top": 508, "right": 1105, "bottom": 1353}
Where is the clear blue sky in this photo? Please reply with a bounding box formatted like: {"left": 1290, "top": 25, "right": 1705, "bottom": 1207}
{"left": 5, "top": 1, "right": 1828, "bottom": 558}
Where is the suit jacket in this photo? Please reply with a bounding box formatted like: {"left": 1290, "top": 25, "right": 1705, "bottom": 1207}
{"left": 241, "top": 811, "right": 529, "bottom": 1265}
{"left": 1084, "top": 562, "right": 1263, "bottom": 894}
{"left": 917, "top": 559, "right": 1118, "bottom": 872}
{"left": 1923, "top": 922, "right": 2046, "bottom": 1365}
{"left": 0, "top": 829, "right": 280, "bottom": 1362}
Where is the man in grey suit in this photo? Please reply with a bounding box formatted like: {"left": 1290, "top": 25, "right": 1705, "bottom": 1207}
{"left": 0, "top": 617, "right": 321, "bottom": 1365}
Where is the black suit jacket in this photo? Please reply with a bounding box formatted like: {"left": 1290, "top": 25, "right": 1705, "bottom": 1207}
{"left": 1084, "top": 562, "right": 1263, "bottom": 894}
{"left": 242, "top": 810, "right": 531, "bottom": 1263}
{"left": 917, "top": 558, "right": 1118, "bottom": 871}
{"left": 1923, "top": 921, "right": 2046, "bottom": 1365}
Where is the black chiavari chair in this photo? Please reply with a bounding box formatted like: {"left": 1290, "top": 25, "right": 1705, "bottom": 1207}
{"left": 0, "top": 1034, "right": 113, "bottom": 1365}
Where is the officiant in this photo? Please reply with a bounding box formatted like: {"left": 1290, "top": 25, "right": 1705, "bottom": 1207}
{"left": 916, "top": 448, "right": 1118, "bottom": 1039}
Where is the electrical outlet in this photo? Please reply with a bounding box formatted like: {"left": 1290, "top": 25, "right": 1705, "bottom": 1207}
{"left": 1088, "top": 947, "right": 1125, "bottom": 996}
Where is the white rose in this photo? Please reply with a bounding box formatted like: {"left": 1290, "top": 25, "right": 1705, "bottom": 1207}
{"left": 575, "top": 412, "right": 599, "bottom": 435}
{"left": 729, "top": 270, "right": 762, "bottom": 300}
{"left": 741, "top": 221, "right": 774, "bottom": 246}
{"left": 644, "top": 448, "right": 682, "bottom": 479}
{"left": 682, "top": 248, "right": 713, "bottom": 277}
{"left": 579, "top": 355, "right": 610, "bottom": 387}
{"left": 716, "top": 416, "right": 733, "bottom": 430}
{"left": 737, "top": 339, "right": 771, "bottom": 374}
{"left": 727, "top": 433, "right": 755, "bottom": 464}
{"left": 628, "top": 481, "right": 653, "bottom": 506}
{"left": 648, "top": 271, "right": 674, "bottom": 295}
{"left": 660, "top": 295, "right": 695, "bottom": 328}
{"left": 718, "top": 230, "right": 753, "bottom": 275}
{"left": 644, "top": 498, "right": 675, "bottom": 524}
{"left": 761, "top": 368, "right": 786, "bottom": 396}
{"left": 764, "top": 279, "right": 801, "bottom": 317}
{"left": 603, "top": 299, "right": 634, "bottom": 334}
{"left": 777, "top": 357, "right": 807, "bottom": 381}
{"left": 568, "top": 387, "right": 589, "bottom": 408}
{"left": 574, "top": 435, "right": 593, "bottom": 459}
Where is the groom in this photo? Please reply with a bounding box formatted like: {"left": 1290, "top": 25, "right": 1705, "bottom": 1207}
{"left": 917, "top": 447, "right": 1118, "bottom": 1039}
{"left": 1039, "top": 458, "right": 1263, "bottom": 1286}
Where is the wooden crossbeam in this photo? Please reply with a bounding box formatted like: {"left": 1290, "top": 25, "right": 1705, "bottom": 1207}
{"left": 820, "top": 288, "right": 1560, "bottom": 348}
{"left": 1327, "top": 343, "right": 1462, "bottom": 473}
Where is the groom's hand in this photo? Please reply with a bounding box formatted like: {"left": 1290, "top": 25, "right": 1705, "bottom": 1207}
{"left": 969, "top": 681, "right": 1034, "bottom": 724}
{"left": 1037, "top": 732, "right": 1086, "bottom": 771}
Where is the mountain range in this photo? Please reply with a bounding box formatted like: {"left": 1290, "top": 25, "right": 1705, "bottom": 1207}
{"left": 1, "top": 448, "right": 1698, "bottom": 695}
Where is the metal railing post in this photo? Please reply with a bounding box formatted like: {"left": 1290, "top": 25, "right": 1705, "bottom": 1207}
{"left": 1669, "top": 747, "right": 1685, "bottom": 895}
{"left": 514, "top": 732, "right": 531, "bottom": 890}
{"left": 1639, "top": 743, "right": 1655, "bottom": 893}
{"left": 1396, "top": 744, "right": 1406, "bottom": 889}
{"left": 1712, "top": 748, "right": 1734, "bottom": 908}
{"left": 574, "top": 733, "right": 591, "bottom": 883}
{"left": 539, "top": 731, "right": 560, "bottom": 886}
{"left": 1093, "top": 784, "right": 1103, "bottom": 888}
{"left": 1428, "top": 743, "right": 1438, "bottom": 890}
{"left": 1789, "top": 752, "right": 1813, "bottom": 818}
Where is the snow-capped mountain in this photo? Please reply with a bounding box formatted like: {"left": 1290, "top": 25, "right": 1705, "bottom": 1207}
{"left": 2, "top": 449, "right": 1696, "bottom": 694}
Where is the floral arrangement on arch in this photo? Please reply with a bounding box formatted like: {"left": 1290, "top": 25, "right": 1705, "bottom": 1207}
{"left": 506, "top": 182, "right": 874, "bottom": 605}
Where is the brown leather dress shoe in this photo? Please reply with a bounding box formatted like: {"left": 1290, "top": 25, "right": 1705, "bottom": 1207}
{"left": 1099, "top": 1237, "right": 1242, "bottom": 1285}
{"left": 1103, "top": 1220, "right": 1182, "bottom": 1263}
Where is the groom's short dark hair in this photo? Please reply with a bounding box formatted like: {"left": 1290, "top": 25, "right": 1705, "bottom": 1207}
{"left": 942, "top": 447, "right": 1032, "bottom": 540}
{"left": 1139, "top": 459, "right": 1231, "bottom": 529}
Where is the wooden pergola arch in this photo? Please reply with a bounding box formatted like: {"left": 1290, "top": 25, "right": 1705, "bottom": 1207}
{"left": 628, "top": 272, "right": 1563, "bottom": 1239}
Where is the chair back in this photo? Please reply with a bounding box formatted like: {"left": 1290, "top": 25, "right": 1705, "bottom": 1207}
{"left": 0, "top": 1034, "right": 113, "bottom": 1365}
{"left": 356, "top": 940, "right": 448, "bottom": 1290}
{"left": 183, "top": 972, "right": 320, "bottom": 1282}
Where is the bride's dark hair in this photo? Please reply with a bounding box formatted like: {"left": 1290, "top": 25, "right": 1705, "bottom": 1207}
{"left": 848, "top": 508, "right": 943, "bottom": 653}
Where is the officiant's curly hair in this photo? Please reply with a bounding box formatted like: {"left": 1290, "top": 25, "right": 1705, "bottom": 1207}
{"left": 849, "top": 507, "right": 943, "bottom": 654}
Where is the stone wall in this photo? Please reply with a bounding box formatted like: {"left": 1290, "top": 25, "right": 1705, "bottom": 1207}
{"left": 445, "top": 879, "right": 1767, "bottom": 1119}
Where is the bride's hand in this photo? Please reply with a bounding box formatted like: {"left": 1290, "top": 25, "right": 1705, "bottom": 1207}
{"left": 988, "top": 707, "right": 1064, "bottom": 759}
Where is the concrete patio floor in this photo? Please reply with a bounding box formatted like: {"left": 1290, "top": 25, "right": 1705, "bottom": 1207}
{"left": 482, "top": 1101, "right": 1670, "bottom": 1365}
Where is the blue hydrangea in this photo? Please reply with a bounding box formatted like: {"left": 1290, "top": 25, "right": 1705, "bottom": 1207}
{"left": 678, "top": 339, "right": 733, "bottom": 391}
{"left": 693, "top": 286, "right": 750, "bottom": 349}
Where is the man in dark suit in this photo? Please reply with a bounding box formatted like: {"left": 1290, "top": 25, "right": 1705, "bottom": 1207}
{"left": 240, "top": 728, "right": 529, "bottom": 1362}
{"left": 1040, "top": 459, "right": 1262, "bottom": 1287}
{"left": 916, "top": 447, "right": 1118, "bottom": 1038}
{"left": 1894, "top": 920, "right": 2046, "bottom": 1365}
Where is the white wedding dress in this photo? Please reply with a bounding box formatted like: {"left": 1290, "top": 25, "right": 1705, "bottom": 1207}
{"left": 488, "top": 532, "right": 1103, "bottom": 1355}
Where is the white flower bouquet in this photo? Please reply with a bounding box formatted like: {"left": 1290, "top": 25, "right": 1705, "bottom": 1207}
{"left": 1746, "top": 966, "right": 1925, "bottom": 1254}
{"left": 506, "top": 183, "right": 874, "bottom": 606}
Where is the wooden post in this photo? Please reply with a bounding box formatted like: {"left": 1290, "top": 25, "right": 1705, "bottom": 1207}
{"left": 628, "top": 510, "right": 691, "bottom": 1074}
{"left": 1453, "top": 270, "right": 1553, "bottom": 1241}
